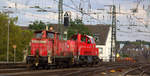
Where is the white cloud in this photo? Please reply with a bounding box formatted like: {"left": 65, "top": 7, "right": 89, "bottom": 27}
{"left": 7, "top": 1, "right": 29, "bottom": 9}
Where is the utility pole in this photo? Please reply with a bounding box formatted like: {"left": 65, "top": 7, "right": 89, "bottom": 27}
{"left": 6, "top": 7, "right": 10, "bottom": 63}
{"left": 58, "top": 0, "right": 63, "bottom": 33}
{"left": 3, "top": 6, "right": 10, "bottom": 63}
{"left": 110, "top": 5, "right": 116, "bottom": 61}
{"left": 79, "top": 0, "right": 84, "bottom": 21}
{"left": 7, "top": 18, "right": 10, "bottom": 63}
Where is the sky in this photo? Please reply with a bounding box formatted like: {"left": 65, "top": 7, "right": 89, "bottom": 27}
{"left": 0, "top": 0, "right": 149, "bottom": 26}
{"left": 0, "top": 0, "right": 150, "bottom": 41}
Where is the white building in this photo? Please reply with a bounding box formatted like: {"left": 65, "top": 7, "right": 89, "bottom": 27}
{"left": 87, "top": 25, "right": 115, "bottom": 62}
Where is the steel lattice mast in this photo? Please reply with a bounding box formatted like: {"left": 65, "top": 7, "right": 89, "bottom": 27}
{"left": 58, "top": 0, "right": 63, "bottom": 33}
{"left": 110, "top": 5, "right": 116, "bottom": 61}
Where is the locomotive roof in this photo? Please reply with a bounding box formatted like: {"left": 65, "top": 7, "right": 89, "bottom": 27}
{"left": 20, "top": 24, "right": 110, "bottom": 45}
{"left": 69, "top": 24, "right": 110, "bottom": 45}
{"left": 34, "top": 30, "right": 60, "bottom": 34}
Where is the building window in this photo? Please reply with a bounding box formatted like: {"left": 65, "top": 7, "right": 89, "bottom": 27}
{"left": 99, "top": 48, "right": 103, "bottom": 54}
{"left": 94, "top": 34, "right": 100, "bottom": 42}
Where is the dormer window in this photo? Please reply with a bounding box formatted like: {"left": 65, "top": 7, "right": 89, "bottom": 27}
{"left": 94, "top": 34, "right": 100, "bottom": 42}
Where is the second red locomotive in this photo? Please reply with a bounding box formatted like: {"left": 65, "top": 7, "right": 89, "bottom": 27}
{"left": 26, "top": 30, "right": 99, "bottom": 68}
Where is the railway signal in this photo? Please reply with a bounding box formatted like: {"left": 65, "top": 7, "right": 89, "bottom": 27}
{"left": 64, "top": 12, "right": 69, "bottom": 27}
{"left": 13, "top": 45, "right": 16, "bottom": 63}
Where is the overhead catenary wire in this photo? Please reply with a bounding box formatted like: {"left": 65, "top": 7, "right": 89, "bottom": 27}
{"left": 5, "top": 0, "right": 150, "bottom": 26}
{"left": 53, "top": 0, "right": 103, "bottom": 23}
{"left": 70, "top": 0, "right": 78, "bottom": 10}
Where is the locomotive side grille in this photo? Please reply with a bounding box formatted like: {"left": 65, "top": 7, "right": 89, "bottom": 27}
{"left": 32, "top": 40, "right": 46, "bottom": 43}
{"left": 31, "top": 40, "right": 48, "bottom": 56}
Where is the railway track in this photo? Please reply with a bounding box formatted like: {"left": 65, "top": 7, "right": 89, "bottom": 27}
{"left": 0, "top": 62, "right": 26, "bottom": 69}
{"left": 62, "top": 62, "right": 139, "bottom": 76}
{"left": 123, "top": 63, "right": 150, "bottom": 76}
{"left": 0, "top": 62, "right": 141, "bottom": 76}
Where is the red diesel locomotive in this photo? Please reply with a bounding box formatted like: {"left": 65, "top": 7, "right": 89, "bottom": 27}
{"left": 26, "top": 30, "right": 99, "bottom": 68}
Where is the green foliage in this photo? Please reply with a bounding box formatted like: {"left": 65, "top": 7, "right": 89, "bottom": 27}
{"left": 0, "top": 13, "right": 33, "bottom": 61}
{"left": 120, "top": 54, "right": 129, "bottom": 57}
{"left": 29, "top": 21, "right": 47, "bottom": 30}
{"left": 67, "top": 19, "right": 91, "bottom": 38}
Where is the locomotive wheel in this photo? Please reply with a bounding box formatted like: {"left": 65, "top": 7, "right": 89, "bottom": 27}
{"left": 87, "top": 63, "right": 93, "bottom": 67}
{"left": 32, "top": 65, "right": 39, "bottom": 70}
{"left": 42, "top": 65, "right": 47, "bottom": 69}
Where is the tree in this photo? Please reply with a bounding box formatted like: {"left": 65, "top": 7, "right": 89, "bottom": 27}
{"left": 0, "top": 13, "right": 33, "bottom": 61}
{"left": 67, "top": 19, "right": 91, "bottom": 38}
{"left": 29, "top": 21, "right": 47, "bottom": 30}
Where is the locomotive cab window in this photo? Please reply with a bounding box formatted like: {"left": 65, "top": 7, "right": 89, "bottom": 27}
{"left": 91, "top": 38, "right": 95, "bottom": 44}
{"left": 57, "top": 34, "right": 62, "bottom": 40}
{"left": 87, "top": 35, "right": 95, "bottom": 44}
{"left": 35, "top": 32, "right": 42, "bottom": 38}
{"left": 81, "top": 35, "right": 86, "bottom": 42}
{"left": 47, "top": 32, "right": 54, "bottom": 38}
{"left": 87, "top": 38, "right": 91, "bottom": 44}
{"left": 71, "top": 35, "right": 77, "bottom": 41}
